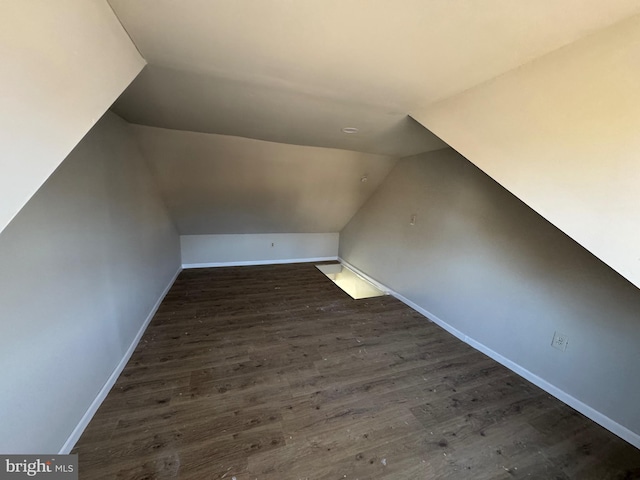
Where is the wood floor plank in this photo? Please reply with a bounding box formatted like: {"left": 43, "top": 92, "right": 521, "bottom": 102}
{"left": 72, "top": 263, "right": 640, "bottom": 479}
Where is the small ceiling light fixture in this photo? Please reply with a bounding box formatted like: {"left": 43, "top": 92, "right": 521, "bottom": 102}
{"left": 342, "top": 127, "right": 359, "bottom": 134}
{"left": 361, "top": 175, "right": 368, "bottom": 183}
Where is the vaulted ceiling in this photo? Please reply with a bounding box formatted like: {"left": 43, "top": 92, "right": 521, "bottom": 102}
{"left": 6, "top": 1, "right": 634, "bottom": 283}
{"left": 101, "top": 1, "right": 640, "bottom": 287}
{"left": 108, "top": 0, "right": 640, "bottom": 156}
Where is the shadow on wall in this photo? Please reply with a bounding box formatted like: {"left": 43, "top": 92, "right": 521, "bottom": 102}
{"left": 0, "top": 112, "right": 180, "bottom": 453}
{"left": 339, "top": 147, "right": 640, "bottom": 437}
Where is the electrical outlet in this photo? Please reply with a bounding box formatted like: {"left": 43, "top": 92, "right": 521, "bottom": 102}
{"left": 551, "top": 331, "right": 568, "bottom": 352}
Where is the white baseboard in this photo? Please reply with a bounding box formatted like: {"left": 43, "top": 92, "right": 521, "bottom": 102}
{"left": 338, "top": 258, "right": 640, "bottom": 449}
{"left": 337, "top": 259, "right": 393, "bottom": 296}
{"left": 182, "top": 256, "right": 338, "bottom": 269}
{"left": 58, "top": 266, "right": 183, "bottom": 454}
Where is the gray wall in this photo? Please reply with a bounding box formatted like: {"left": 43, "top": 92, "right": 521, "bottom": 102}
{"left": 0, "top": 112, "right": 180, "bottom": 453}
{"left": 340, "top": 148, "right": 640, "bottom": 437}
{"left": 181, "top": 233, "right": 338, "bottom": 267}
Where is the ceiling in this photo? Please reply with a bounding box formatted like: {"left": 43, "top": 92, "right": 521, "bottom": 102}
{"left": 132, "top": 125, "right": 397, "bottom": 234}
{"left": 113, "top": 65, "right": 444, "bottom": 157}
{"left": 108, "top": 0, "right": 640, "bottom": 157}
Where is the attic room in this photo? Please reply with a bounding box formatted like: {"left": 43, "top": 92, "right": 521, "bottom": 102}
{"left": 1, "top": 1, "right": 640, "bottom": 478}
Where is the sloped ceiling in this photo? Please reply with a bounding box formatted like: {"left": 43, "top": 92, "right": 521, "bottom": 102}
{"left": 132, "top": 125, "right": 398, "bottom": 234}
{"left": 104, "top": 0, "right": 640, "bottom": 273}
{"left": 114, "top": 65, "right": 443, "bottom": 157}
{"left": 108, "top": 0, "right": 640, "bottom": 156}
{"left": 0, "top": 1, "right": 144, "bottom": 236}
{"left": 412, "top": 14, "right": 640, "bottom": 289}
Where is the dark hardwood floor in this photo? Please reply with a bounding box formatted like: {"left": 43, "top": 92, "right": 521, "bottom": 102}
{"left": 73, "top": 263, "right": 640, "bottom": 479}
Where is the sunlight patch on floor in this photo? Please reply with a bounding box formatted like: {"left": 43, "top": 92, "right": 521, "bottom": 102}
{"left": 316, "top": 263, "right": 386, "bottom": 299}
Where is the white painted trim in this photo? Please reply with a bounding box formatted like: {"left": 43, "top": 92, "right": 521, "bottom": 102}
{"left": 336, "top": 259, "right": 392, "bottom": 296}
{"left": 464, "top": 338, "right": 640, "bottom": 449}
{"left": 338, "top": 257, "right": 640, "bottom": 449}
{"left": 182, "top": 256, "right": 338, "bottom": 269}
{"left": 58, "top": 266, "right": 182, "bottom": 454}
